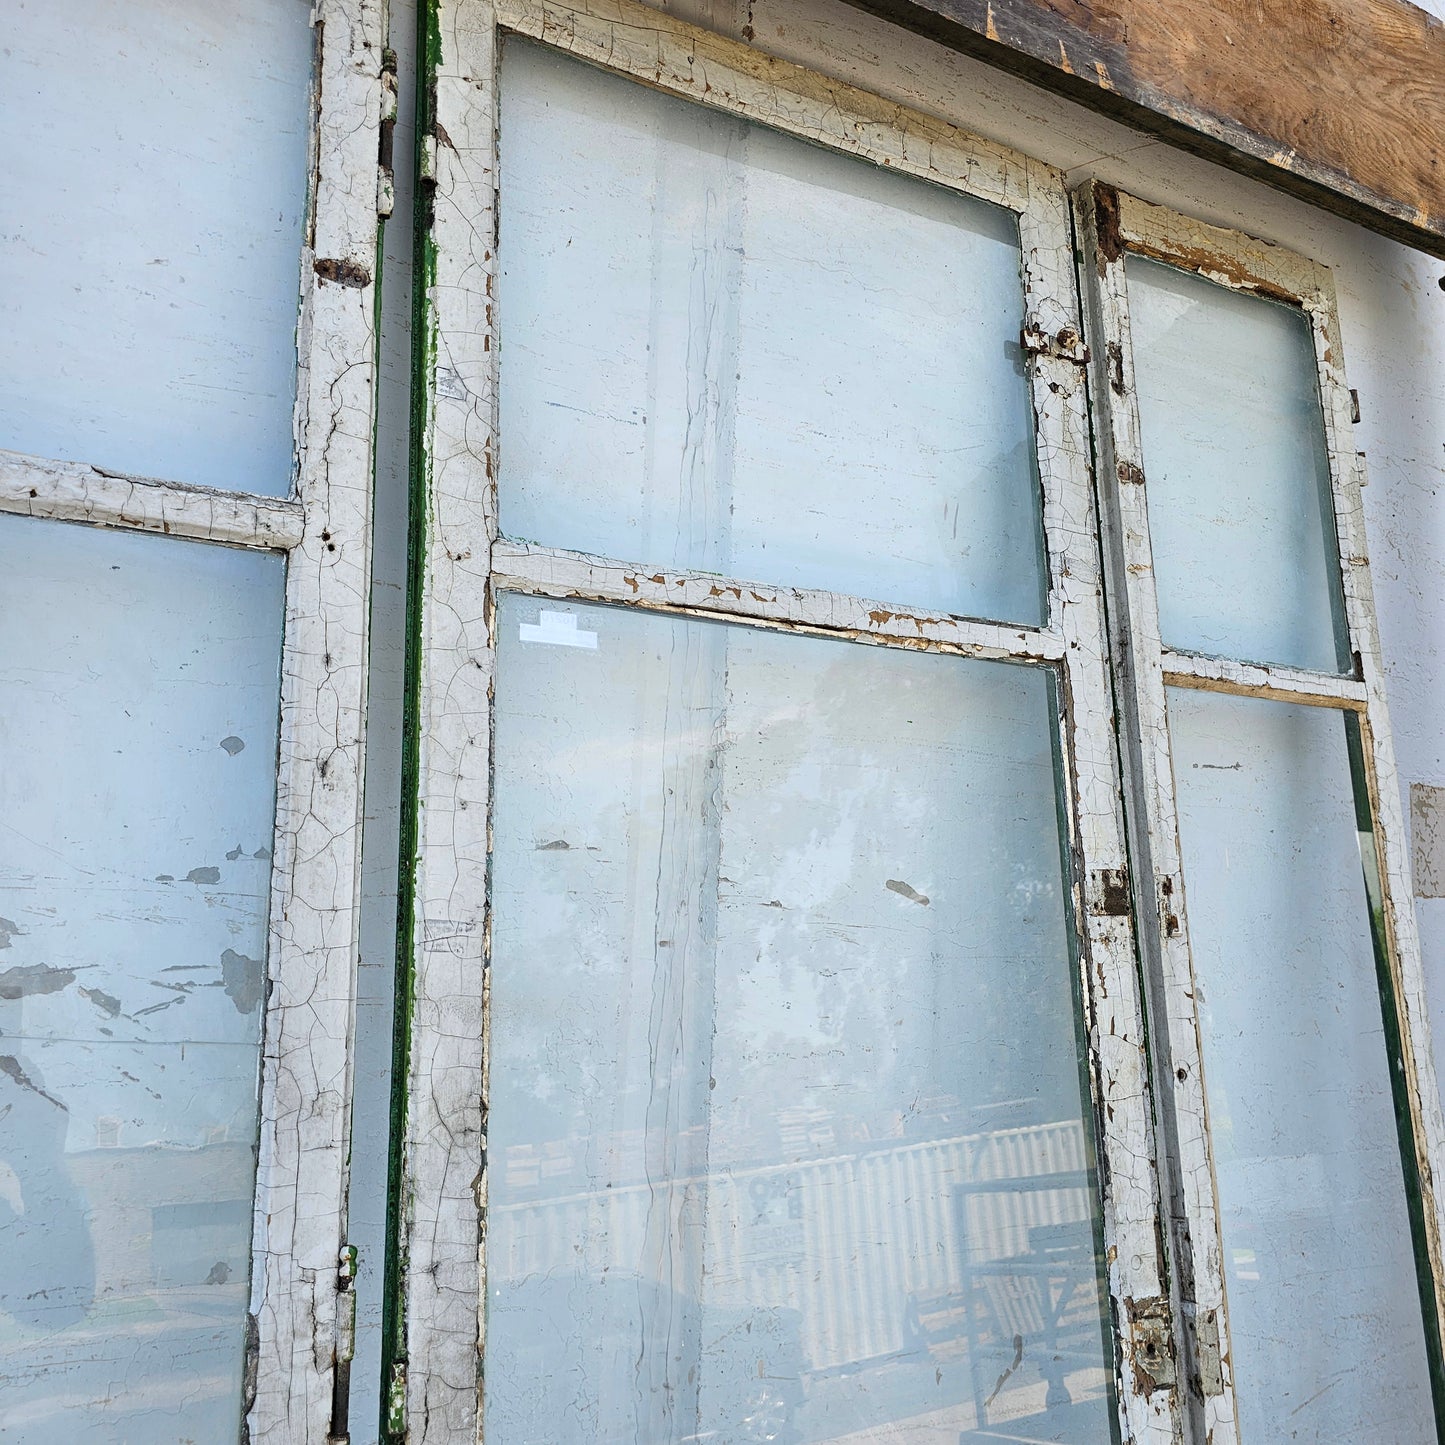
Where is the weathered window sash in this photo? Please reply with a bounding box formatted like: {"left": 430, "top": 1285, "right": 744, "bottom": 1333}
{"left": 1075, "top": 182, "right": 1445, "bottom": 1445}
{"left": 401, "top": 0, "right": 1177, "bottom": 1438}
{"left": 0, "top": 3, "right": 386, "bottom": 1438}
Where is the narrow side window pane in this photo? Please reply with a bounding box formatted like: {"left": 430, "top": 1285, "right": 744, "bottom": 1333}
{"left": 1128, "top": 258, "right": 1348, "bottom": 673}
{"left": 0, "top": 0, "right": 313, "bottom": 493}
{"left": 498, "top": 40, "right": 1045, "bottom": 624}
{"left": 1168, "top": 686, "right": 1439, "bottom": 1441}
{"left": 0, "top": 516, "right": 285, "bottom": 1443}
{"left": 485, "top": 596, "right": 1115, "bottom": 1444}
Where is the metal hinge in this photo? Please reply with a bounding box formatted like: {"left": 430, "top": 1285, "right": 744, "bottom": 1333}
{"left": 1088, "top": 866, "right": 1131, "bottom": 917}
{"left": 378, "top": 47, "right": 399, "bottom": 218}
{"left": 1021, "top": 323, "right": 1091, "bottom": 366}
{"left": 1125, "top": 1296, "right": 1177, "bottom": 1396}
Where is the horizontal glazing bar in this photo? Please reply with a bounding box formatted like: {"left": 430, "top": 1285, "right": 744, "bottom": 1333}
{"left": 491, "top": 541, "right": 1067, "bottom": 662}
{"left": 0, "top": 447, "right": 306, "bottom": 551}
{"left": 1161, "top": 647, "right": 1366, "bottom": 707}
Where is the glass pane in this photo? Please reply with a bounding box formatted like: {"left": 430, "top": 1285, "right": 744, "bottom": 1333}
{"left": 498, "top": 40, "right": 1044, "bottom": 625}
{"left": 1169, "top": 686, "right": 1438, "bottom": 1441}
{"left": 0, "top": 516, "right": 285, "bottom": 1442}
{"left": 486, "top": 595, "right": 1115, "bottom": 1444}
{"left": 1, "top": 0, "right": 312, "bottom": 493}
{"left": 1128, "top": 257, "right": 1348, "bottom": 672}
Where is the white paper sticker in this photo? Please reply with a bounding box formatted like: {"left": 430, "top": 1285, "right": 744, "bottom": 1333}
{"left": 519, "top": 610, "right": 598, "bottom": 649}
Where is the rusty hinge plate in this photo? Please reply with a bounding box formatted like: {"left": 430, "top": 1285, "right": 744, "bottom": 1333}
{"left": 1196, "top": 1306, "right": 1225, "bottom": 1398}
{"left": 1125, "top": 1296, "right": 1177, "bottom": 1397}
{"left": 1089, "top": 866, "right": 1131, "bottom": 917}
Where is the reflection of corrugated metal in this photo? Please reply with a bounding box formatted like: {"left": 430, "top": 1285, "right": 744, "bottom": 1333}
{"left": 489, "top": 1119, "right": 1091, "bottom": 1371}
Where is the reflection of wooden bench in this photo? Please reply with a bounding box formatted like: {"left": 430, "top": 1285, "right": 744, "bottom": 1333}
{"left": 951, "top": 1172, "right": 1104, "bottom": 1432}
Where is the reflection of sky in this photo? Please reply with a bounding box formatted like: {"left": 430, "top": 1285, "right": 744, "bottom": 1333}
{"left": 1170, "top": 687, "right": 1436, "bottom": 1441}
{"left": 490, "top": 595, "right": 1089, "bottom": 1190}
{"left": 0, "top": 517, "right": 283, "bottom": 1445}
{"left": 0, "top": 517, "right": 281, "bottom": 1152}
{"left": 499, "top": 37, "right": 1044, "bottom": 625}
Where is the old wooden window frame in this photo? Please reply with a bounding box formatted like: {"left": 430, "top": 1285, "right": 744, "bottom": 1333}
{"left": 398, "top": 0, "right": 1179, "bottom": 1438}
{"left": 0, "top": 2, "right": 387, "bottom": 1438}
{"left": 1075, "top": 182, "right": 1445, "bottom": 1443}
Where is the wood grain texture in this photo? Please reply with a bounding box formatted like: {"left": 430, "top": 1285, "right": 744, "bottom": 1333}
{"left": 843, "top": 0, "right": 1445, "bottom": 256}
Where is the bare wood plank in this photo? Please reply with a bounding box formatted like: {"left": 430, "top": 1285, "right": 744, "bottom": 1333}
{"left": 844, "top": 0, "right": 1445, "bottom": 258}
{"left": 0, "top": 447, "right": 305, "bottom": 551}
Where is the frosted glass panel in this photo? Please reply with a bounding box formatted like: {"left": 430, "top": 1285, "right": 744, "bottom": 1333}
{"left": 1, "top": 0, "right": 312, "bottom": 493}
{"left": 1169, "top": 687, "right": 1437, "bottom": 1441}
{"left": 498, "top": 41, "right": 1044, "bottom": 624}
{"left": 1128, "top": 258, "right": 1347, "bottom": 672}
{"left": 0, "top": 516, "right": 285, "bottom": 1442}
{"left": 487, "top": 596, "right": 1114, "bottom": 1444}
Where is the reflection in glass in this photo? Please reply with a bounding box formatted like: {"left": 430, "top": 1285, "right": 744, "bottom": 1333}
{"left": 498, "top": 40, "right": 1045, "bottom": 624}
{"left": 1, "top": 0, "right": 313, "bottom": 493}
{"left": 1127, "top": 257, "right": 1348, "bottom": 673}
{"left": 1169, "top": 687, "right": 1440, "bottom": 1441}
{"left": 487, "top": 596, "right": 1115, "bottom": 1443}
{"left": 0, "top": 517, "right": 285, "bottom": 1442}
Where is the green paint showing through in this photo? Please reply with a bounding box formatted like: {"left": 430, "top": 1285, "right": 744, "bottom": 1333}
{"left": 378, "top": 0, "right": 442, "bottom": 1440}
{"left": 1346, "top": 712, "right": 1445, "bottom": 1444}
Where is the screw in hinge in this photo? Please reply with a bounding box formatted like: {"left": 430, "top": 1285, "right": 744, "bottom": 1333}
{"left": 1350, "top": 388, "right": 1361, "bottom": 425}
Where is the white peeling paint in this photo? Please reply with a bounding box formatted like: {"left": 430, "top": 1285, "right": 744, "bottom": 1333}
{"left": 246, "top": 0, "right": 386, "bottom": 1440}
{"left": 0, "top": 447, "right": 306, "bottom": 552}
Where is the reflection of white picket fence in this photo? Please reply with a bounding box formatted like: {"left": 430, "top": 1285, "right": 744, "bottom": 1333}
{"left": 490, "top": 1120, "right": 1091, "bottom": 1372}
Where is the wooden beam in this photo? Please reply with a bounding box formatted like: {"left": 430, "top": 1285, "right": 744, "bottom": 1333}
{"left": 842, "top": 0, "right": 1445, "bottom": 258}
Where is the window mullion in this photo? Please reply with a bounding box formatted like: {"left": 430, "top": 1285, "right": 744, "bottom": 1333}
{"left": 1074, "top": 182, "right": 1243, "bottom": 1445}
{"left": 394, "top": 0, "right": 500, "bottom": 1439}
{"left": 245, "top": 0, "right": 387, "bottom": 1439}
{"left": 1022, "top": 181, "right": 1182, "bottom": 1445}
